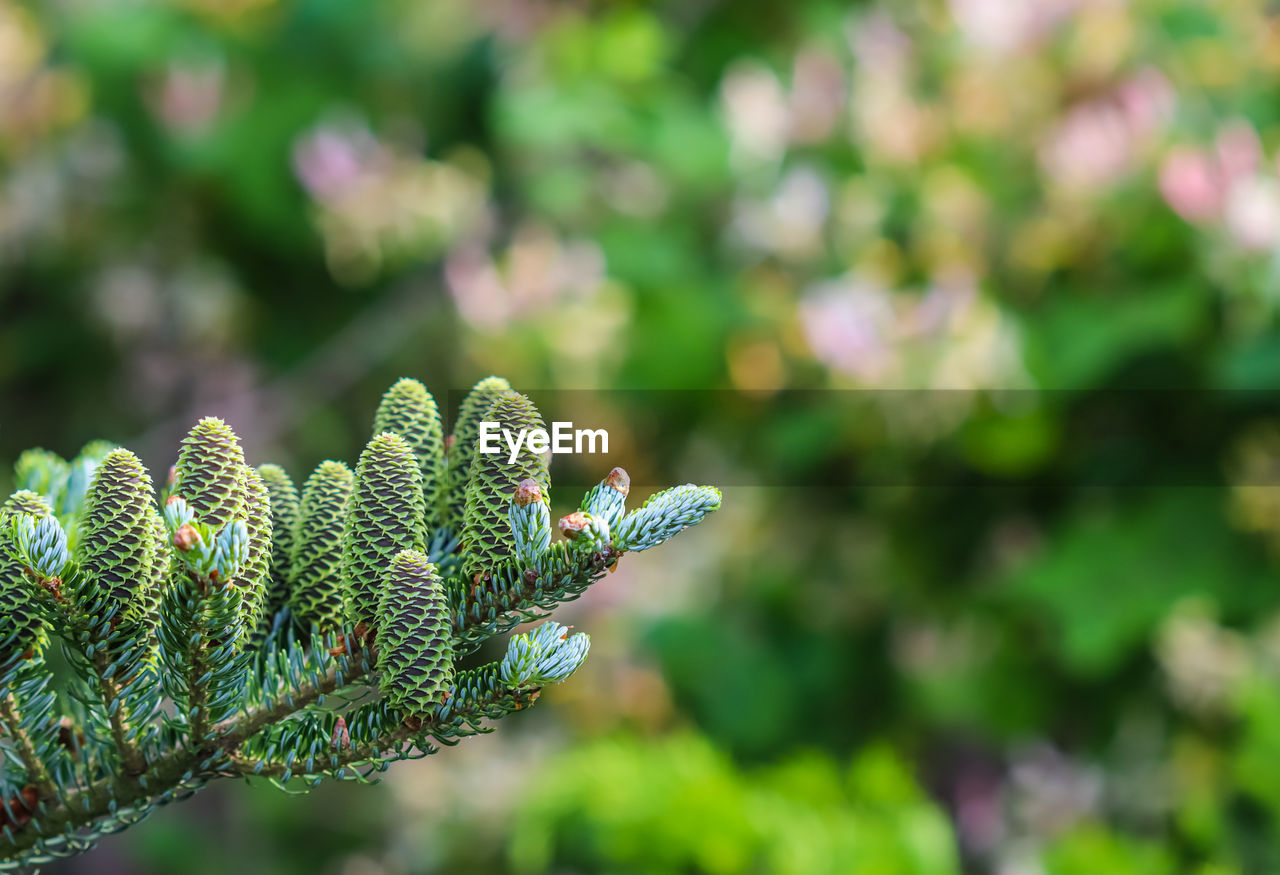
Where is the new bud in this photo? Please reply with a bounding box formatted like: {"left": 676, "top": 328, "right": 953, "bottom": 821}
{"left": 499, "top": 622, "right": 591, "bottom": 687}
{"left": 606, "top": 467, "right": 630, "bottom": 496}
{"left": 173, "top": 523, "right": 201, "bottom": 552}
{"left": 558, "top": 511, "right": 610, "bottom": 551}
{"left": 513, "top": 478, "right": 543, "bottom": 507}
{"left": 13, "top": 514, "right": 69, "bottom": 579}
{"left": 580, "top": 467, "right": 630, "bottom": 529}
{"left": 613, "top": 484, "right": 722, "bottom": 552}
{"left": 558, "top": 512, "right": 589, "bottom": 540}
{"left": 510, "top": 480, "right": 551, "bottom": 568}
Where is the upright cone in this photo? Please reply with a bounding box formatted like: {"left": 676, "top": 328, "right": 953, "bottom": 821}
{"left": 460, "top": 391, "right": 550, "bottom": 580}
{"left": 344, "top": 433, "right": 426, "bottom": 635}
{"left": 377, "top": 550, "right": 453, "bottom": 716}
{"left": 289, "top": 461, "right": 354, "bottom": 632}
{"left": 441, "top": 376, "right": 511, "bottom": 530}
{"left": 75, "top": 449, "right": 158, "bottom": 630}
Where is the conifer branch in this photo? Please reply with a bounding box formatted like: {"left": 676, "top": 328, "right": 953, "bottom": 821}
{"left": 0, "top": 377, "right": 721, "bottom": 869}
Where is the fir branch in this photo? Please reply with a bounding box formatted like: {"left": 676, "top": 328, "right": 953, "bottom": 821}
{"left": 0, "top": 376, "right": 720, "bottom": 869}
{"left": 0, "top": 665, "right": 353, "bottom": 860}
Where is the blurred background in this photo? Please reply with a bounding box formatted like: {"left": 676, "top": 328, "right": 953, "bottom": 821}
{"left": 6, "top": 0, "right": 1280, "bottom": 872}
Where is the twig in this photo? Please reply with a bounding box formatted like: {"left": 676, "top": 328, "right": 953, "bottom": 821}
{"left": 91, "top": 652, "right": 146, "bottom": 777}
{"left": 0, "top": 693, "right": 55, "bottom": 801}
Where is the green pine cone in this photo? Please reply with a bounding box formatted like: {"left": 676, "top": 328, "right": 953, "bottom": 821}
{"left": 237, "top": 466, "right": 273, "bottom": 636}
{"left": 442, "top": 376, "right": 511, "bottom": 529}
{"left": 60, "top": 440, "right": 120, "bottom": 523}
{"left": 372, "top": 378, "right": 444, "bottom": 529}
{"left": 257, "top": 463, "right": 300, "bottom": 624}
{"left": 172, "top": 418, "right": 247, "bottom": 532}
{"left": 0, "top": 491, "right": 52, "bottom": 661}
{"left": 5, "top": 490, "right": 53, "bottom": 518}
{"left": 377, "top": 549, "right": 453, "bottom": 716}
{"left": 460, "top": 391, "right": 550, "bottom": 581}
{"left": 344, "top": 433, "right": 426, "bottom": 636}
{"left": 142, "top": 506, "right": 168, "bottom": 624}
{"left": 289, "top": 461, "right": 354, "bottom": 633}
{"left": 75, "top": 449, "right": 157, "bottom": 628}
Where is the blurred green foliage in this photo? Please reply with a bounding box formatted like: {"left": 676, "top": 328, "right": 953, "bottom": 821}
{"left": 509, "top": 735, "right": 959, "bottom": 875}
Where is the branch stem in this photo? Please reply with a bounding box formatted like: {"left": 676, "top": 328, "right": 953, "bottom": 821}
{"left": 0, "top": 660, "right": 362, "bottom": 859}
{"left": 227, "top": 722, "right": 416, "bottom": 779}
{"left": 0, "top": 693, "right": 56, "bottom": 800}
{"left": 91, "top": 651, "right": 146, "bottom": 777}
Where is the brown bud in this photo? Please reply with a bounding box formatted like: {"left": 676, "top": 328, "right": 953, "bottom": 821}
{"left": 167, "top": 465, "right": 179, "bottom": 487}
{"left": 331, "top": 716, "right": 350, "bottom": 751}
{"left": 558, "top": 511, "right": 590, "bottom": 540}
{"left": 6, "top": 785, "right": 38, "bottom": 827}
{"left": 513, "top": 478, "right": 543, "bottom": 507}
{"left": 523, "top": 568, "right": 540, "bottom": 586}
{"left": 172, "top": 523, "right": 201, "bottom": 552}
{"left": 165, "top": 494, "right": 182, "bottom": 506}
{"left": 606, "top": 466, "right": 631, "bottom": 496}
{"left": 403, "top": 714, "right": 423, "bottom": 732}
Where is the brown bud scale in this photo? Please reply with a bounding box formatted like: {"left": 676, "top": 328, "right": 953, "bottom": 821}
{"left": 513, "top": 478, "right": 543, "bottom": 507}
{"left": 558, "top": 512, "right": 590, "bottom": 540}
{"left": 172, "top": 524, "right": 201, "bottom": 552}
{"left": 606, "top": 466, "right": 631, "bottom": 496}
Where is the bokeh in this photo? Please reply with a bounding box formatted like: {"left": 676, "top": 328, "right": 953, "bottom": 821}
{"left": 7, "top": 0, "right": 1280, "bottom": 872}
